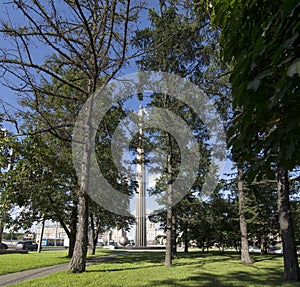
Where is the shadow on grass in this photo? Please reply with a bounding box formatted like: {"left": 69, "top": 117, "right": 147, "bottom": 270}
{"left": 86, "top": 251, "right": 164, "bottom": 273}
{"left": 86, "top": 250, "right": 242, "bottom": 274}
{"left": 86, "top": 251, "right": 295, "bottom": 287}
{"left": 139, "top": 268, "right": 288, "bottom": 287}
{"left": 85, "top": 264, "right": 161, "bottom": 273}
{"left": 101, "top": 251, "right": 166, "bottom": 265}
{"left": 251, "top": 253, "right": 282, "bottom": 263}
{"left": 103, "top": 269, "right": 290, "bottom": 287}
{"left": 87, "top": 250, "right": 243, "bottom": 268}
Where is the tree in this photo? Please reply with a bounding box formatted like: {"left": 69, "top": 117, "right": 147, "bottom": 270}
{"left": 246, "top": 180, "right": 279, "bottom": 254}
{"left": 290, "top": 184, "right": 300, "bottom": 247}
{"left": 0, "top": 0, "right": 141, "bottom": 272}
{"left": 88, "top": 199, "right": 135, "bottom": 255}
{"left": 133, "top": 0, "right": 230, "bottom": 265}
{"left": 214, "top": 0, "right": 300, "bottom": 280}
{"left": 8, "top": 133, "right": 79, "bottom": 257}
{"left": 174, "top": 185, "right": 240, "bottom": 254}
{"left": 237, "top": 165, "right": 251, "bottom": 264}
{"left": 0, "top": 128, "right": 18, "bottom": 248}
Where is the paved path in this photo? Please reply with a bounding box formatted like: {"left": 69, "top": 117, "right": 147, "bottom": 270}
{"left": 0, "top": 253, "right": 126, "bottom": 287}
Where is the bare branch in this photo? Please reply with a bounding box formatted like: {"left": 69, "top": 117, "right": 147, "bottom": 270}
{"left": 0, "top": 0, "right": 142, "bottom": 140}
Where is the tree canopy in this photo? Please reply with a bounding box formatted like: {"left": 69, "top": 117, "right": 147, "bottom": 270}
{"left": 214, "top": 0, "right": 300, "bottom": 176}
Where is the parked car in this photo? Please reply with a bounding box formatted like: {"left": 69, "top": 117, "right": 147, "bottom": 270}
{"left": 63, "top": 237, "right": 69, "bottom": 249}
{"left": 0, "top": 243, "right": 8, "bottom": 249}
{"left": 109, "top": 243, "right": 119, "bottom": 250}
{"left": 275, "top": 249, "right": 283, "bottom": 254}
{"left": 249, "top": 247, "right": 261, "bottom": 253}
{"left": 127, "top": 241, "right": 135, "bottom": 247}
{"left": 268, "top": 246, "right": 283, "bottom": 254}
{"left": 15, "top": 241, "right": 38, "bottom": 251}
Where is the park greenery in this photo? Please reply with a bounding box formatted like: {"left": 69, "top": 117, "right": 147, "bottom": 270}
{"left": 0, "top": 0, "right": 299, "bottom": 284}
{"left": 0, "top": 250, "right": 71, "bottom": 276}
{"left": 0, "top": 249, "right": 115, "bottom": 276}
{"left": 3, "top": 251, "right": 300, "bottom": 287}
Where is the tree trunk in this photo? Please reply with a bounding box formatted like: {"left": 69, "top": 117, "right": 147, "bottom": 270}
{"left": 89, "top": 212, "right": 97, "bottom": 255}
{"left": 260, "top": 237, "right": 268, "bottom": 255}
{"left": 91, "top": 238, "right": 97, "bottom": 255}
{"left": 164, "top": 111, "right": 175, "bottom": 266}
{"left": 201, "top": 241, "right": 205, "bottom": 253}
{"left": 0, "top": 146, "right": 12, "bottom": 249}
{"left": 0, "top": 197, "right": 9, "bottom": 249}
{"left": 0, "top": 195, "right": 7, "bottom": 248}
{"left": 277, "top": 167, "right": 300, "bottom": 281}
{"left": 165, "top": 145, "right": 173, "bottom": 266}
{"left": 165, "top": 203, "right": 173, "bottom": 266}
{"left": 69, "top": 80, "right": 94, "bottom": 272}
{"left": 68, "top": 229, "right": 77, "bottom": 258}
{"left": 37, "top": 217, "right": 45, "bottom": 253}
{"left": 0, "top": 217, "right": 4, "bottom": 249}
{"left": 68, "top": 204, "right": 78, "bottom": 258}
{"left": 183, "top": 223, "right": 189, "bottom": 253}
{"left": 69, "top": 193, "right": 89, "bottom": 272}
{"left": 238, "top": 165, "right": 251, "bottom": 264}
{"left": 171, "top": 208, "right": 177, "bottom": 258}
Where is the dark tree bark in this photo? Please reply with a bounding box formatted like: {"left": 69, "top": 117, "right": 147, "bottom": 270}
{"left": 164, "top": 102, "right": 178, "bottom": 267}
{"left": 69, "top": 85, "right": 93, "bottom": 272}
{"left": 37, "top": 217, "right": 45, "bottom": 253}
{"left": 165, "top": 203, "right": 173, "bottom": 266}
{"left": 171, "top": 208, "right": 177, "bottom": 258}
{"left": 259, "top": 237, "right": 268, "bottom": 255}
{"left": 69, "top": 193, "right": 89, "bottom": 273}
{"left": 165, "top": 151, "right": 173, "bottom": 266}
{"left": 89, "top": 212, "right": 96, "bottom": 255}
{"left": 88, "top": 212, "right": 102, "bottom": 255}
{"left": 0, "top": 213, "right": 5, "bottom": 249}
{"left": 68, "top": 204, "right": 78, "bottom": 258}
{"left": 68, "top": 229, "right": 77, "bottom": 258}
{"left": 277, "top": 168, "right": 300, "bottom": 281}
{"left": 238, "top": 165, "right": 251, "bottom": 264}
{"left": 183, "top": 223, "right": 189, "bottom": 253}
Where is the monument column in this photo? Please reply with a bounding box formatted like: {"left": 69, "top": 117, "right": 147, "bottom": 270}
{"left": 135, "top": 105, "right": 147, "bottom": 247}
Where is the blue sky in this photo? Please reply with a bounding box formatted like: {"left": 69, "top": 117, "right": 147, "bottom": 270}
{"left": 0, "top": 0, "right": 156, "bottom": 132}
{"left": 0, "top": 1, "right": 235, "bottom": 221}
{"left": 0, "top": 0, "right": 235, "bottom": 174}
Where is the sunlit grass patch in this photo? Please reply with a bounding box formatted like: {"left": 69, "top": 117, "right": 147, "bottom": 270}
{"left": 7, "top": 251, "right": 300, "bottom": 287}
{"left": 0, "top": 248, "right": 112, "bottom": 275}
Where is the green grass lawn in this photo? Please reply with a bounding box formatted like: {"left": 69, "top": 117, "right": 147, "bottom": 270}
{"left": 0, "top": 249, "right": 112, "bottom": 276}
{"left": 5, "top": 251, "right": 300, "bottom": 287}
